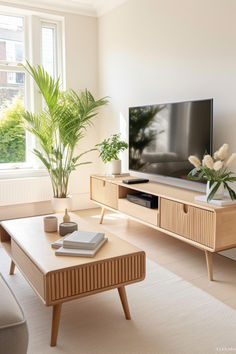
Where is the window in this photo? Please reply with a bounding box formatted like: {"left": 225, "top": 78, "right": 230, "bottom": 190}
{"left": 0, "top": 14, "right": 25, "bottom": 165}
{"left": 0, "top": 10, "right": 63, "bottom": 171}
{"left": 42, "top": 24, "right": 56, "bottom": 77}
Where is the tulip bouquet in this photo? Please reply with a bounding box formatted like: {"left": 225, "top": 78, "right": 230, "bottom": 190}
{"left": 188, "top": 144, "right": 236, "bottom": 201}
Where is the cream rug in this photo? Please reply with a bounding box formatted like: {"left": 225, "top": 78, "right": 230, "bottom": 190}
{"left": 1, "top": 249, "right": 236, "bottom": 354}
{"left": 219, "top": 248, "right": 236, "bottom": 261}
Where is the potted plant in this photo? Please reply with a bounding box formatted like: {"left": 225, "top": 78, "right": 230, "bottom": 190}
{"left": 22, "top": 63, "right": 108, "bottom": 211}
{"left": 96, "top": 133, "right": 128, "bottom": 175}
{"left": 188, "top": 143, "right": 236, "bottom": 201}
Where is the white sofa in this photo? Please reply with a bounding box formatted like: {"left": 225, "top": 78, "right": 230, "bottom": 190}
{"left": 0, "top": 273, "right": 28, "bottom": 354}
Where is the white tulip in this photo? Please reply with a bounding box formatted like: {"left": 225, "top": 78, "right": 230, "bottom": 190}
{"left": 188, "top": 155, "right": 201, "bottom": 169}
{"left": 203, "top": 155, "right": 214, "bottom": 169}
{"left": 226, "top": 153, "right": 236, "bottom": 167}
{"left": 213, "top": 160, "right": 223, "bottom": 171}
{"left": 217, "top": 144, "right": 229, "bottom": 160}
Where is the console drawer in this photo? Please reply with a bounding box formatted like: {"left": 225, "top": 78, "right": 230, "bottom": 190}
{"left": 160, "top": 198, "right": 215, "bottom": 247}
{"left": 91, "top": 177, "right": 118, "bottom": 209}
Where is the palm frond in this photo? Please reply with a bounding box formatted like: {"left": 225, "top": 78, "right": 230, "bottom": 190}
{"left": 22, "top": 63, "right": 108, "bottom": 198}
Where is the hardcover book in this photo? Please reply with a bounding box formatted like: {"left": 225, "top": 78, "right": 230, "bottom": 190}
{"left": 63, "top": 231, "right": 105, "bottom": 249}
{"left": 55, "top": 238, "right": 108, "bottom": 257}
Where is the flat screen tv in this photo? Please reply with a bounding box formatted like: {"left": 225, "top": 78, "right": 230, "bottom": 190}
{"left": 129, "top": 99, "right": 213, "bottom": 181}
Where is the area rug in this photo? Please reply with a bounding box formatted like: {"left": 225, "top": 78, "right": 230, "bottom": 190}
{"left": 0, "top": 248, "right": 236, "bottom": 354}
{"left": 219, "top": 248, "right": 236, "bottom": 261}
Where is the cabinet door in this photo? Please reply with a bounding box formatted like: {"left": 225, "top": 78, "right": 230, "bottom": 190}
{"left": 160, "top": 198, "right": 215, "bottom": 248}
{"left": 91, "top": 177, "right": 118, "bottom": 209}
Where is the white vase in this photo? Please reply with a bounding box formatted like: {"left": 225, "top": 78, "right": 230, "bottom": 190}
{"left": 206, "top": 181, "right": 224, "bottom": 200}
{"left": 106, "top": 159, "right": 121, "bottom": 175}
{"left": 51, "top": 196, "right": 72, "bottom": 213}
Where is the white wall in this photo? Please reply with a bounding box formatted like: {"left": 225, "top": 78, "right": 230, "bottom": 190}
{"left": 2, "top": 0, "right": 236, "bottom": 218}
{"left": 0, "top": 2, "right": 100, "bottom": 216}
{"left": 98, "top": 0, "right": 236, "bottom": 177}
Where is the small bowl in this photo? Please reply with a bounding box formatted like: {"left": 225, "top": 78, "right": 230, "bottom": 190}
{"left": 59, "top": 222, "right": 78, "bottom": 236}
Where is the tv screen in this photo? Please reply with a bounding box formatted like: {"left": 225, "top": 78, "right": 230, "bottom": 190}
{"left": 129, "top": 99, "right": 213, "bottom": 180}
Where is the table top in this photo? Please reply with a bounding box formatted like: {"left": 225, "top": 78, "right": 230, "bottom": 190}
{"left": 1, "top": 213, "right": 144, "bottom": 274}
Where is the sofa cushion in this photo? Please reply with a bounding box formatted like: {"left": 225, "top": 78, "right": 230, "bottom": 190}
{"left": 0, "top": 273, "right": 28, "bottom": 354}
{"left": 0, "top": 273, "right": 24, "bottom": 327}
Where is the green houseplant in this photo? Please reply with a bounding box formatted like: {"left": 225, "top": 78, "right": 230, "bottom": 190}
{"left": 188, "top": 144, "right": 236, "bottom": 202}
{"left": 22, "top": 63, "right": 108, "bottom": 211}
{"left": 96, "top": 133, "right": 128, "bottom": 175}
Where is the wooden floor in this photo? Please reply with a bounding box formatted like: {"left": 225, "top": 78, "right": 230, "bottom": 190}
{"left": 76, "top": 208, "right": 236, "bottom": 310}
{"left": 1, "top": 206, "right": 236, "bottom": 309}
{"left": 1, "top": 208, "right": 236, "bottom": 353}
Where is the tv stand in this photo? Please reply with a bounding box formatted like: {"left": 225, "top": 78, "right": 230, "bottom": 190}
{"left": 90, "top": 175, "right": 236, "bottom": 281}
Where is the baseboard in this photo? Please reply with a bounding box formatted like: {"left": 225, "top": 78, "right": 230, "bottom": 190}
{"left": 0, "top": 193, "right": 96, "bottom": 221}
{"left": 0, "top": 200, "right": 52, "bottom": 221}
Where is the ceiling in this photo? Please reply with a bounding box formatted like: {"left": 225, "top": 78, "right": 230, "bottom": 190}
{"left": 2, "top": 0, "right": 128, "bottom": 16}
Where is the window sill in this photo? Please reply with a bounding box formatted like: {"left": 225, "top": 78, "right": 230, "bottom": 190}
{"left": 0, "top": 168, "right": 49, "bottom": 180}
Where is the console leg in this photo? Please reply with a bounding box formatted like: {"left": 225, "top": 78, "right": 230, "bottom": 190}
{"left": 50, "top": 303, "right": 62, "bottom": 347}
{"left": 9, "top": 260, "right": 15, "bottom": 275}
{"left": 99, "top": 207, "right": 106, "bottom": 224}
{"left": 118, "top": 286, "right": 131, "bottom": 320}
{"left": 205, "top": 250, "right": 213, "bottom": 281}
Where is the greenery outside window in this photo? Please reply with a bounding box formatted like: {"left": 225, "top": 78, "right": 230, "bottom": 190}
{"left": 0, "top": 10, "right": 64, "bottom": 175}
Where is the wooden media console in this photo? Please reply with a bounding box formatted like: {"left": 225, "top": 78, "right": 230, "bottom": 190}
{"left": 90, "top": 175, "right": 236, "bottom": 281}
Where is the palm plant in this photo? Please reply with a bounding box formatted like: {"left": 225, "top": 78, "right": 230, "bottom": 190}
{"left": 22, "top": 63, "right": 108, "bottom": 198}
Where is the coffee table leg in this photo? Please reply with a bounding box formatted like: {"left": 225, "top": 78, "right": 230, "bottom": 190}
{"left": 205, "top": 250, "right": 213, "bottom": 281}
{"left": 99, "top": 207, "right": 106, "bottom": 224}
{"left": 50, "top": 303, "right": 62, "bottom": 346}
{"left": 117, "top": 286, "right": 131, "bottom": 320}
{"left": 9, "top": 260, "right": 15, "bottom": 275}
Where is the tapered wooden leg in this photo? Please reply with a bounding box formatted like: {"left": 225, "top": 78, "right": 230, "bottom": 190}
{"left": 50, "top": 304, "right": 62, "bottom": 347}
{"left": 9, "top": 260, "right": 15, "bottom": 275}
{"left": 118, "top": 286, "right": 131, "bottom": 320}
{"left": 99, "top": 207, "right": 106, "bottom": 224}
{"left": 205, "top": 250, "right": 213, "bottom": 281}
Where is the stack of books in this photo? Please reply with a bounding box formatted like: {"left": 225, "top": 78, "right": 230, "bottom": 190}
{"left": 52, "top": 231, "right": 107, "bottom": 257}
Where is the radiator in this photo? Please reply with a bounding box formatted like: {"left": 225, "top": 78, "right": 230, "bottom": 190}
{"left": 0, "top": 177, "right": 53, "bottom": 206}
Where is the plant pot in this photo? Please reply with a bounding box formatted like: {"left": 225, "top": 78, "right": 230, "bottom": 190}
{"left": 206, "top": 181, "right": 224, "bottom": 200}
{"left": 106, "top": 159, "right": 121, "bottom": 175}
{"left": 51, "top": 196, "right": 72, "bottom": 213}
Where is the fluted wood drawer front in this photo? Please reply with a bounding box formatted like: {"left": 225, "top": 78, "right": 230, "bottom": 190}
{"left": 46, "top": 252, "right": 145, "bottom": 304}
{"left": 160, "top": 198, "right": 215, "bottom": 247}
{"left": 91, "top": 177, "right": 118, "bottom": 209}
{"left": 11, "top": 239, "right": 45, "bottom": 299}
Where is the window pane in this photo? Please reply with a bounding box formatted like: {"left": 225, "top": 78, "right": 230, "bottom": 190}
{"left": 42, "top": 26, "right": 55, "bottom": 77}
{"left": 0, "top": 71, "right": 25, "bottom": 163}
{"left": 0, "top": 15, "right": 24, "bottom": 63}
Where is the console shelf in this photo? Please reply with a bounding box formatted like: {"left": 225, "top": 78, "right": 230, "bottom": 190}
{"left": 118, "top": 198, "right": 159, "bottom": 226}
{"left": 90, "top": 175, "right": 236, "bottom": 281}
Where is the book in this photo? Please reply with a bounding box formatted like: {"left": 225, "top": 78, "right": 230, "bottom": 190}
{"left": 51, "top": 231, "right": 105, "bottom": 250}
{"left": 195, "top": 195, "right": 236, "bottom": 206}
{"left": 55, "top": 237, "right": 108, "bottom": 257}
{"left": 63, "top": 231, "right": 104, "bottom": 249}
{"left": 51, "top": 237, "right": 67, "bottom": 249}
{"left": 108, "top": 173, "right": 130, "bottom": 178}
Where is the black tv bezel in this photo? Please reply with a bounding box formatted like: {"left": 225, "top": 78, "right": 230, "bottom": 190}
{"left": 128, "top": 98, "right": 213, "bottom": 180}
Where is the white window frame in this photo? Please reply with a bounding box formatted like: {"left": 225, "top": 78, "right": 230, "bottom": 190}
{"left": 41, "top": 22, "right": 58, "bottom": 78}
{"left": 0, "top": 7, "right": 64, "bottom": 178}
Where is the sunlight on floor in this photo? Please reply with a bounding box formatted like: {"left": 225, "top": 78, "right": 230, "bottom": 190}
{"left": 91, "top": 212, "right": 128, "bottom": 221}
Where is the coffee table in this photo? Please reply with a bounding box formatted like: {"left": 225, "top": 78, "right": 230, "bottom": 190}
{"left": 0, "top": 214, "right": 146, "bottom": 346}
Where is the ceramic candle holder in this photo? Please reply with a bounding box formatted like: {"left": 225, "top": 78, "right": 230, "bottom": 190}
{"left": 59, "top": 222, "right": 78, "bottom": 236}
{"left": 44, "top": 216, "right": 58, "bottom": 232}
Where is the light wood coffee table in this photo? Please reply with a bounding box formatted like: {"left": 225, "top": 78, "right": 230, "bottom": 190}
{"left": 0, "top": 214, "right": 145, "bottom": 346}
